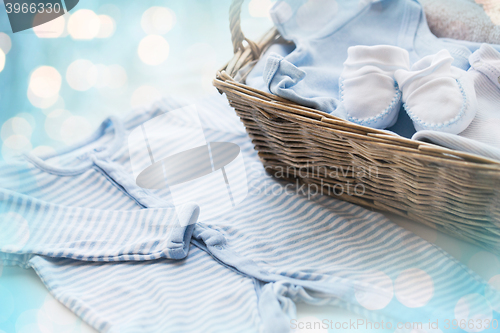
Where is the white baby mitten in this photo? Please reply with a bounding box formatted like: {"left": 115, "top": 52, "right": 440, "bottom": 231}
{"left": 339, "top": 45, "right": 411, "bottom": 129}
{"left": 395, "top": 49, "right": 478, "bottom": 134}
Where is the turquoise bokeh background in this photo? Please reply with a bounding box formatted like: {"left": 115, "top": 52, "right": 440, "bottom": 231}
{"left": 0, "top": 0, "right": 273, "bottom": 161}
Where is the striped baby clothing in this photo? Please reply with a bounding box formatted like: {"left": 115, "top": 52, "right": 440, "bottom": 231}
{"left": 0, "top": 188, "right": 199, "bottom": 264}
{"left": 1, "top": 95, "right": 499, "bottom": 332}
{"left": 0, "top": 98, "right": 269, "bottom": 332}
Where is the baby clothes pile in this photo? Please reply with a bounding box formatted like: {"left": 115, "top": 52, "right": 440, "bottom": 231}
{"left": 1, "top": 95, "right": 500, "bottom": 333}
{"left": 246, "top": 0, "right": 500, "bottom": 161}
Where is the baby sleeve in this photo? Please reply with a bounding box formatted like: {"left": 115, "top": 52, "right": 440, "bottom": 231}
{"left": 0, "top": 188, "right": 199, "bottom": 266}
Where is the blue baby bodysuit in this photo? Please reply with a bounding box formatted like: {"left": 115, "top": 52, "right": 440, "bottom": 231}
{"left": 0, "top": 98, "right": 265, "bottom": 333}
{"left": 246, "top": 0, "right": 474, "bottom": 114}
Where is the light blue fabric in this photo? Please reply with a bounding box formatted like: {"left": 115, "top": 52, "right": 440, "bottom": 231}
{"left": 246, "top": 0, "right": 473, "bottom": 115}
{"left": 413, "top": 130, "right": 500, "bottom": 161}
{"left": 412, "top": 44, "right": 500, "bottom": 161}
{"left": 1, "top": 95, "right": 500, "bottom": 332}
{"left": 0, "top": 188, "right": 199, "bottom": 263}
{"left": 0, "top": 97, "right": 265, "bottom": 333}
{"left": 245, "top": 43, "right": 296, "bottom": 93}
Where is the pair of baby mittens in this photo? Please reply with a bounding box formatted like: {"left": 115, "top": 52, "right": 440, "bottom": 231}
{"left": 339, "top": 45, "right": 477, "bottom": 134}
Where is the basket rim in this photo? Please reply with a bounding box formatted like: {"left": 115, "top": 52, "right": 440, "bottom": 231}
{"left": 214, "top": 73, "right": 500, "bottom": 169}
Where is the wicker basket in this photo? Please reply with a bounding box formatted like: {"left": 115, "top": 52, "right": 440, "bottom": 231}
{"left": 213, "top": 0, "right": 500, "bottom": 254}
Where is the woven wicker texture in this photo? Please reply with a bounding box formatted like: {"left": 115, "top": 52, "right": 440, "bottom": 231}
{"left": 213, "top": 0, "right": 500, "bottom": 254}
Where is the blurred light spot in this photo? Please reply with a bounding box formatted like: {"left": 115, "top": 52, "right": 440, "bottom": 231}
{"left": 2, "top": 135, "right": 32, "bottom": 161}
{"left": 28, "top": 89, "right": 60, "bottom": 109}
{"left": 17, "top": 112, "right": 36, "bottom": 128}
{"left": 468, "top": 251, "right": 500, "bottom": 280}
{"left": 489, "top": 274, "right": 500, "bottom": 290}
{"left": 29, "top": 66, "right": 62, "bottom": 98}
{"left": 476, "top": 0, "right": 500, "bottom": 25}
{"left": 455, "top": 294, "right": 492, "bottom": 333}
{"left": 202, "top": 73, "right": 216, "bottom": 93}
{"left": 130, "top": 85, "right": 161, "bottom": 108}
{"left": 141, "top": 6, "right": 176, "bottom": 35}
{"left": 36, "top": 308, "right": 53, "bottom": 333}
{"left": 99, "top": 4, "right": 121, "bottom": 21}
{"left": 355, "top": 270, "right": 393, "bottom": 310}
{"left": 0, "top": 49, "right": 5, "bottom": 73}
{"left": 31, "top": 145, "right": 56, "bottom": 158}
{"left": 106, "top": 64, "right": 127, "bottom": 89}
{"left": 0, "top": 32, "right": 12, "bottom": 55}
{"left": 0, "top": 285, "right": 15, "bottom": 323}
{"left": 0, "top": 212, "right": 30, "bottom": 251}
{"left": 291, "top": 316, "right": 328, "bottom": 333}
{"left": 486, "top": 275, "right": 500, "bottom": 313}
{"left": 185, "top": 43, "right": 218, "bottom": 93}
{"left": 185, "top": 42, "right": 217, "bottom": 69}
{"left": 249, "top": 0, "right": 274, "bottom": 17}
{"left": 138, "top": 35, "right": 169, "bottom": 66}
{"left": 93, "top": 64, "right": 111, "bottom": 89}
{"left": 3, "top": 135, "right": 30, "bottom": 150}
{"left": 33, "top": 14, "right": 65, "bottom": 38}
{"left": 18, "top": 324, "right": 44, "bottom": 333}
{"left": 60, "top": 115, "right": 92, "bottom": 145}
{"left": 43, "top": 96, "right": 65, "bottom": 115}
{"left": 10, "top": 119, "right": 32, "bottom": 138}
{"left": 489, "top": 12, "right": 500, "bottom": 25}
{"left": 68, "top": 9, "right": 100, "bottom": 40}
{"left": 93, "top": 64, "right": 127, "bottom": 89}
{"left": 15, "top": 309, "right": 46, "bottom": 333}
{"left": 395, "top": 268, "right": 434, "bottom": 308}
{"left": 66, "top": 59, "right": 98, "bottom": 91}
{"left": 45, "top": 109, "right": 72, "bottom": 141}
{"left": 41, "top": 294, "right": 78, "bottom": 326}
{"left": 1, "top": 117, "right": 33, "bottom": 141}
{"left": 97, "top": 15, "right": 115, "bottom": 38}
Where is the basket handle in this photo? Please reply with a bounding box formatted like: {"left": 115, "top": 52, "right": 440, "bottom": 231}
{"left": 229, "top": 0, "right": 260, "bottom": 58}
